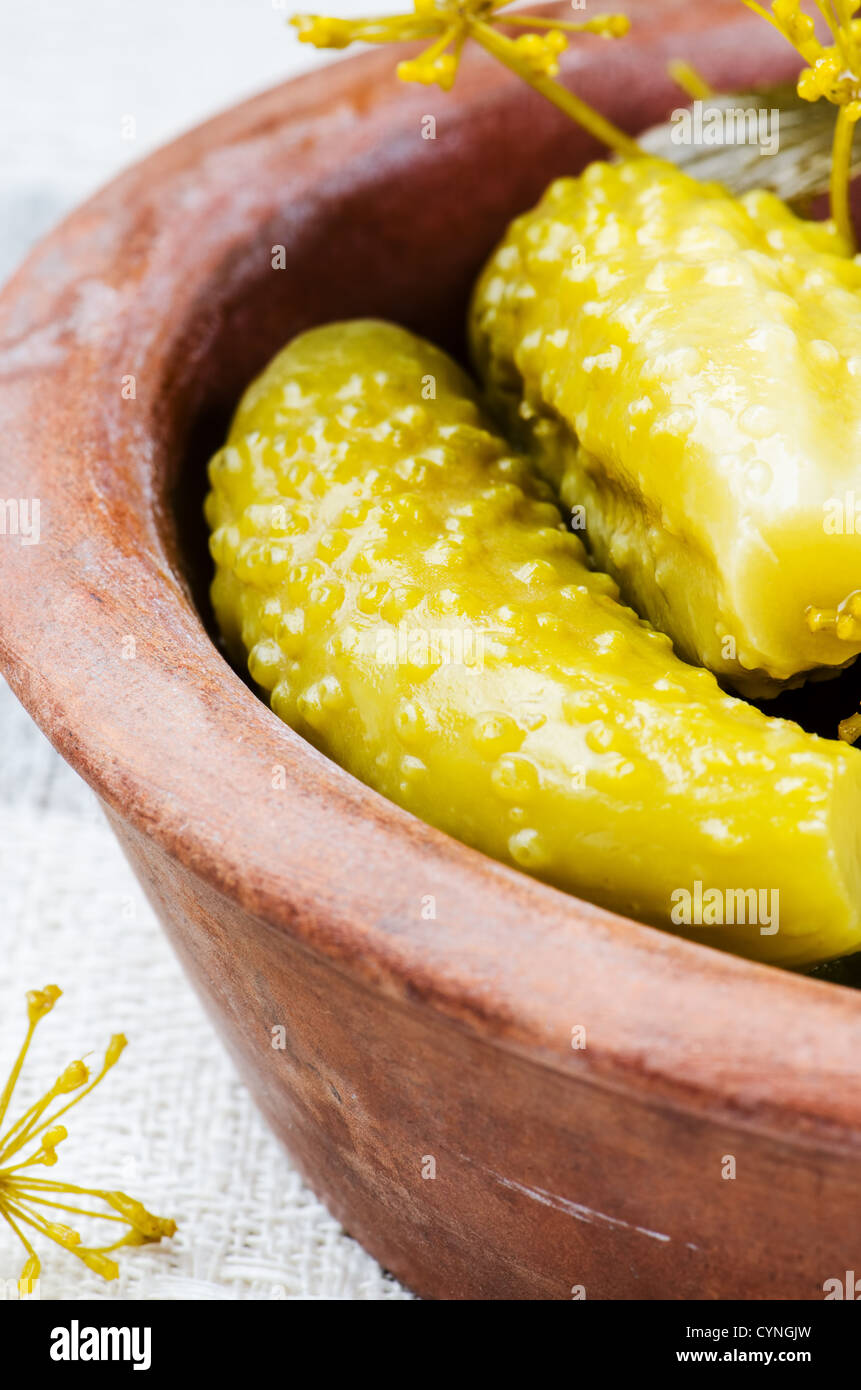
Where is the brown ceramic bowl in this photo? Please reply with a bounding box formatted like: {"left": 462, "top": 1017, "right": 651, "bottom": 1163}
{"left": 1, "top": 0, "right": 860, "bottom": 1301}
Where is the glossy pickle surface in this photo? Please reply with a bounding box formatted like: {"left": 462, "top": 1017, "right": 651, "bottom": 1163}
{"left": 206, "top": 320, "right": 861, "bottom": 967}
{"left": 471, "top": 155, "right": 861, "bottom": 698}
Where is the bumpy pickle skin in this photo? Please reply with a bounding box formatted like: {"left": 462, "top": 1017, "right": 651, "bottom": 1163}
{"left": 206, "top": 320, "right": 861, "bottom": 968}
{"left": 470, "top": 155, "right": 861, "bottom": 699}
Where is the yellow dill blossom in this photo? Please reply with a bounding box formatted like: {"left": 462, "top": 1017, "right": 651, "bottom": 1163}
{"left": 0, "top": 986, "right": 176, "bottom": 1295}
{"left": 743, "top": 1, "right": 861, "bottom": 246}
{"left": 290, "top": 0, "right": 640, "bottom": 157}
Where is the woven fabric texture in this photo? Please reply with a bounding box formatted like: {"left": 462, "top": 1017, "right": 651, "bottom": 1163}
{"left": 0, "top": 684, "right": 411, "bottom": 1300}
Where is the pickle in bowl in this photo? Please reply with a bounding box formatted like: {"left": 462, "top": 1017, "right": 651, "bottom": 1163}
{"left": 470, "top": 154, "right": 861, "bottom": 699}
{"left": 205, "top": 320, "right": 861, "bottom": 969}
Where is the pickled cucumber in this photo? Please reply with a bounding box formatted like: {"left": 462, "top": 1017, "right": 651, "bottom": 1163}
{"left": 206, "top": 320, "right": 861, "bottom": 967}
{"left": 470, "top": 156, "right": 861, "bottom": 698}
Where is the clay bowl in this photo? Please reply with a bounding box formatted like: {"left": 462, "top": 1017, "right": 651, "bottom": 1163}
{"left": 1, "top": 0, "right": 860, "bottom": 1300}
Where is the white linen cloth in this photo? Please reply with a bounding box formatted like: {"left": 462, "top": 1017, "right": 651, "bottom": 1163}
{"left": 0, "top": 0, "right": 412, "bottom": 1300}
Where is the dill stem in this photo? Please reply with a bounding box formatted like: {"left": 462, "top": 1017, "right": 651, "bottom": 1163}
{"left": 830, "top": 103, "right": 858, "bottom": 252}
{"left": 471, "top": 19, "right": 641, "bottom": 159}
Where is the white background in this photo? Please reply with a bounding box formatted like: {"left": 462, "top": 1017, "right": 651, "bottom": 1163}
{"left": 0, "top": 0, "right": 413, "bottom": 1301}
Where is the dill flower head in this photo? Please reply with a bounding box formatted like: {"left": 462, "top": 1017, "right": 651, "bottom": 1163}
{"left": 744, "top": 0, "right": 861, "bottom": 108}
{"left": 290, "top": 0, "right": 640, "bottom": 156}
{"left": 0, "top": 986, "right": 176, "bottom": 1295}
{"left": 742, "top": 2, "right": 861, "bottom": 247}
{"left": 292, "top": 0, "right": 629, "bottom": 89}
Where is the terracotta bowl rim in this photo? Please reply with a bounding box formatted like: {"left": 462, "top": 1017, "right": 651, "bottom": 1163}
{"left": 1, "top": 0, "right": 860, "bottom": 1155}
